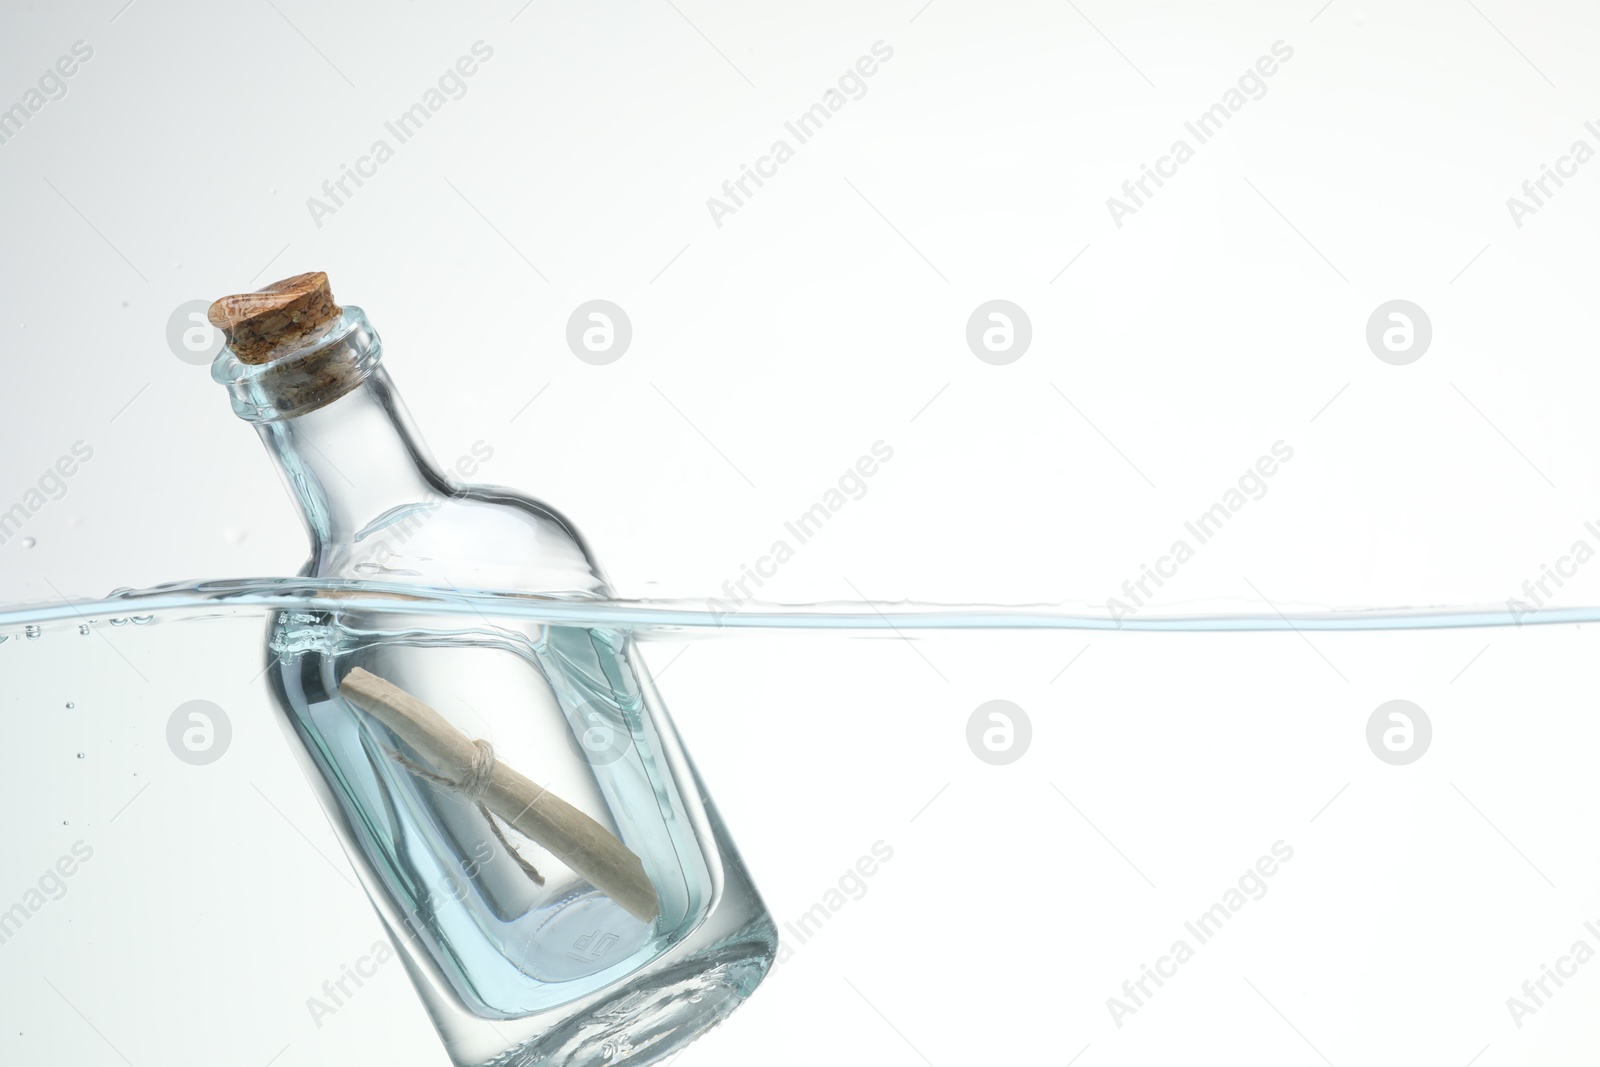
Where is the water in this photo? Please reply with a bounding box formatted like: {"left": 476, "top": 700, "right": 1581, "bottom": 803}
{"left": 7, "top": 578, "right": 1600, "bottom": 1066}
{"left": 3, "top": 578, "right": 788, "bottom": 1066}
{"left": 2, "top": 575, "right": 1594, "bottom": 634}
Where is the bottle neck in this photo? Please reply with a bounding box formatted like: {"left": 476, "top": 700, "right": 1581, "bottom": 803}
{"left": 217, "top": 303, "right": 611, "bottom": 596}
{"left": 257, "top": 367, "right": 446, "bottom": 551}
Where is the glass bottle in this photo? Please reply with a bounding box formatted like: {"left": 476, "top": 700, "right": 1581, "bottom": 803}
{"left": 208, "top": 274, "right": 775, "bottom": 1067}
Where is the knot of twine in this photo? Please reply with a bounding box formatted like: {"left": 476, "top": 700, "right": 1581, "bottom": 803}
{"left": 390, "top": 737, "right": 496, "bottom": 799}
{"left": 457, "top": 738, "right": 496, "bottom": 800}
{"left": 384, "top": 737, "right": 545, "bottom": 886}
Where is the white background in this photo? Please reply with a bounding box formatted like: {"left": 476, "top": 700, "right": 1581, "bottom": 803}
{"left": 3, "top": 0, "right": 1600, "bottom": 1064}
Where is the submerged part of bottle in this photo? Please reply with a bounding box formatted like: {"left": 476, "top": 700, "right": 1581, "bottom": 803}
{"left": 211, "top": 273, "right": 774, "bottom": 1066}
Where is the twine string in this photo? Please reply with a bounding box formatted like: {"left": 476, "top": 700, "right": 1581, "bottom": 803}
{"left": 384, "top": 739, "right": 545, "bottom": 886}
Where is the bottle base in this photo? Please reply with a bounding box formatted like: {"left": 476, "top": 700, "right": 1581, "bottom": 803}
{"left": 473, "top": 934, "right": 777, "bottom": 1067}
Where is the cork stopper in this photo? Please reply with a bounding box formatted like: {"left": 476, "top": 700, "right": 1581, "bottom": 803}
{"left": 208, "top": 271, "right": 342, "bottom": 364}
{"left": 209, "top": 272, "right": 383, "bottom": 422}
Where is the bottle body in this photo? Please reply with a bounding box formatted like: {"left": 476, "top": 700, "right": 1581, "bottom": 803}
{"left": 217, "top": 308, "right": 775, "bottom": 1064}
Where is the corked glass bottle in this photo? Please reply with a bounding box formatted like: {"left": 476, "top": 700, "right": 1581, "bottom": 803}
{"left": 208, "top": 273, "right": 775, "bottom": 1067}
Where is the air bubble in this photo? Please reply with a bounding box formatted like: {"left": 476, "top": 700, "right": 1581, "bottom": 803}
{"left": 78, "top": 624, "right": 90, "bottom": 636}
{"left": 109, "top": 618, "right": 128, "bottom": 627}
{"left": 132, "top": 615, "right": 154, "bottom": 625}
{"left": 24, "top": 625, "right": 41, "bottom": 640}
{"left": 65, "top": 702, "right": 74, "bottom": 709}
{"left": 76, "top": 752, "right": 85, "bottom": 760}
{"left": 20, "top": 537, "right": 34, "bottom": 549}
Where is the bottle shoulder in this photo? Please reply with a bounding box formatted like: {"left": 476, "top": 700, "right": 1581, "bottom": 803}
{"left": 310, "top": 484, "right": 612, "bottom": 597}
